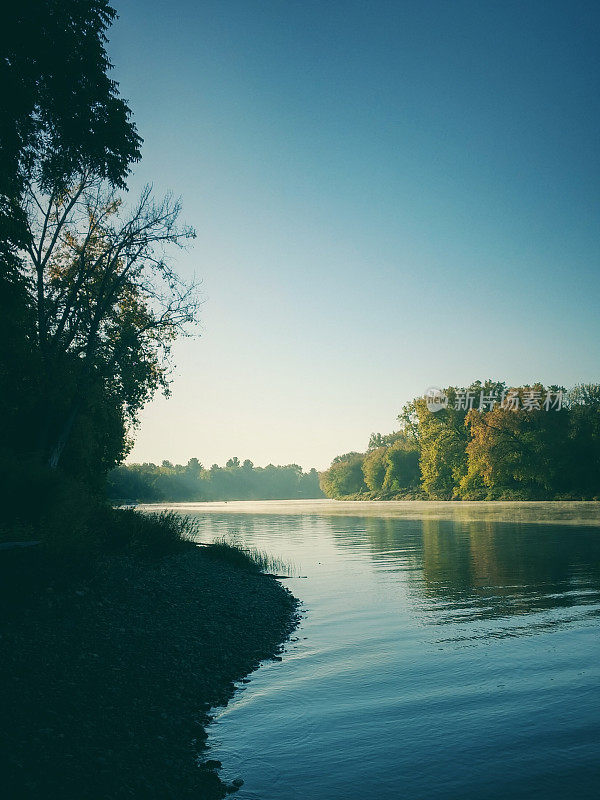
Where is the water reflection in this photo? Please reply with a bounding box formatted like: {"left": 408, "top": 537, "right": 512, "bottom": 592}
{"left": 188, "top": 509, "right": 600, "bottom": 626}
{"left": 318, "top": 514, "right": 600, "bottom": 624}
{"left": 170, "top": 502, "right": 600, "bottom": 800}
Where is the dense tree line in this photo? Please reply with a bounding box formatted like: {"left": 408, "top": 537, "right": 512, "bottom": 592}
{"left": 320, "top": 382, "right": 600, "bottom": 501}
{"left": 108, "top": 458, "right": 323, "bottom": 502}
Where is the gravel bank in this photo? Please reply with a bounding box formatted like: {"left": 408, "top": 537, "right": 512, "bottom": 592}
{"left": 0, "top": 544, "right": 299, "bottom": 798}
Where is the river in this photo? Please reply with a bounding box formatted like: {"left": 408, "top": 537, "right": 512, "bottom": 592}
{"left": 154, "top": 500, "right": 600, "bottom": 799}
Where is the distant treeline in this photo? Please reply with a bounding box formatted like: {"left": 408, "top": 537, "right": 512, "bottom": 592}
{"left": 320, "top": 382, "right": 600, "bottom": 501}
{"left": 108, "top": 458, "right": 324, "bottom": 502}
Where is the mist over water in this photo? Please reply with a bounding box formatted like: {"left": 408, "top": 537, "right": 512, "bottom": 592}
{"left": 165, "top": 501, "right": 600, "bottom": 799}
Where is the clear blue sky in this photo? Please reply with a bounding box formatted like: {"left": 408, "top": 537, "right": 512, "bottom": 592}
{"left": 109, "top": 0, "right": 600, "bottom": 470}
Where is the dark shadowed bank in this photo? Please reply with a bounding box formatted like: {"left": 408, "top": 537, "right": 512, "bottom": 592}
{"left": 0, "top": 539, "right": 300, "bottom": 799}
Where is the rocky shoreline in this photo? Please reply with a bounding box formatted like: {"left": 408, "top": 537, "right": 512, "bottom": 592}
{"left": 0, "top": 543, "right": 300, "bottom": 798}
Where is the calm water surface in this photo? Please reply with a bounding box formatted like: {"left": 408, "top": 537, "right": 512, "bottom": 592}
{"left": 158, "top": 501, "right": 600, "bottom": 799}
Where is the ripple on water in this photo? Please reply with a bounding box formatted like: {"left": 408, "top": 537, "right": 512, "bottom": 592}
{"left": 175, "top": 502, "right": 600, "bottom": 800}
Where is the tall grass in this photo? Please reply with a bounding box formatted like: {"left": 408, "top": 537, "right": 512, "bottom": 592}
{"left": 100, "top": 509, "right": 199, "bottom": 554}
{"left": 205, "top": 537, "right": 292, "bottom": 575}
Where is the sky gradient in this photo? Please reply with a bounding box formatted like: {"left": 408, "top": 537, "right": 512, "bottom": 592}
{"left": 109, "top": 0, "right": 600, "bottom": 470}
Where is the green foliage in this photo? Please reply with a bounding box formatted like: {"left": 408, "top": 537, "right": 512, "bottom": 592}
{"left": 19, "top": 182, "right": 197, "bottom": 473}
{"left": 1, "top": 0, "right": 196, "bottom": 493}
{"left": 383, "top": 439, "right": 420, "bottom": 494}
{"left": 0, "top": 0, "right": 204, "bottom": 556}
{"left": 319, "top": 453, "right": 366, "bottom": 498}
{"left": 368, "top": 431, "right": 407, "bottom": 450}
{"left": 0, "top": 0, "right": 141, "bottom": 269}
{"left": 362, "top": 448, "right": 388, "bottom": 492}
{"left": 416, "top": 395, "right": 470, "bottom": 500}
{"left": 107, "top": 460, "right": 324, "bottom": 502}
{"left": 565, "top": 384, "right": 600, "bottom": 497}
{"left": 321, "top": 381, "right": 600, "bottom": 500}
{"left": 361, "top": 438, "right": 420, "bottom": 496}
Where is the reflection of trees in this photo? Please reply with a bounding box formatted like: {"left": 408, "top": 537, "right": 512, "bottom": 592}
{"left": 422, "top": 519, "right": 600, "bottom": 619}
{"left": 191, "top": 509, "right": 600, "bottom": 623}
{"left": 189, "top": 512, "right": 310, "bottom": 545}
{"left": 331, "top": 515, "right": 600, "bottom": 621}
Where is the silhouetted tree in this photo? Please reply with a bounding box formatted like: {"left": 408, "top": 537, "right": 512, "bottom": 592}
{"left": 0, "top": 0, "right": 141, "bottom": 267}
{"left": 19, "top": 176, "right": 197, "bottom": 470}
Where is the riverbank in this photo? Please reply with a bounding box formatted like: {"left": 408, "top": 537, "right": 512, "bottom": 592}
{"left": 0, "top": 542, "right": 299, "bottom": 798}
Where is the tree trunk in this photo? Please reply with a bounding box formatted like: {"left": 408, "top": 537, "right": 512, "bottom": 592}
{"left": 48, "top": 400, "right": 81, "bottom": 470}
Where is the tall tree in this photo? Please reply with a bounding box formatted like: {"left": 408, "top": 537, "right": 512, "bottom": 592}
{"left": 382, "top": 439, "right": 420, "bottom": 494}
{"left": 1, "top": 0, "right": 146, "bottom": 480}
{"left": 0, "top": 0, "right": 141, "bottom": 266}
{"left": 19, "top": 176, "right": 197, "bottom": 471}
{"left": 362, "top": 447, "right": 388, "bottom": 492}
{"left": 320, "top": 453, "right": 366, "bottom": 498}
